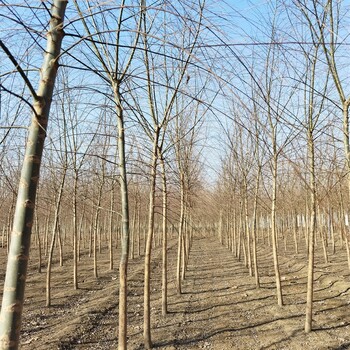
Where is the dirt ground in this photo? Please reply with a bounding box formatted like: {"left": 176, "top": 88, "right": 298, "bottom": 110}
{"left": 1, "top": 234, "right": 350, "bottom": 350}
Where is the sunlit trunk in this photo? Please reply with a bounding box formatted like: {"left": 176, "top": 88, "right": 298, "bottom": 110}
{"left": 144, "top": 130, "right": 159, "bottom": 349}
{"left": 0, "top": 2, "right": 67, "bottom": 348}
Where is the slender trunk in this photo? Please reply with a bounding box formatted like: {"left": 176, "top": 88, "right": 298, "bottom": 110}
{"left": 305, "top": 130, "right": 316, "bottom": 333}
{"left": 13, "top": 22, "right": 69, "bottom": 334}
{"left": 78, "top": 205, "right": 85, "bottom": 260}
{"left": 305, "top": 205, "right": 309, "bottom": 252}
{"left": 93, "top": 181, "right": 104, "bottom": 279}
{"left": 343, "top": 104, "right": 350, "bottom": 207}
{"left": 345, "top": 234, "right": 350, "bottom": 271}
{"left": 131, "top": 204, "right": 136, "bottom": 260}
{"left": 44, "top": 214, "right": 50, "bottom": 257}
{"left": 233, "top": 210, "right": 237, "bottom": 256}
{"left": 320, "top": 225, "right": 328, "bottom": 264}
{"left": 144, "top": 131, "right": 159, "bottom": 350}
{"left": 181, "top": 217, "right": 187, "bottom": 281}
{"left": 271, "top": 153, "right": 283, "bottom": 307}
{"left": 218, "top": 210, "right": 223, "bottom": 244}
{"left": 328, "top": 208, "right": 335, "bottom": 255}
{"left": 252, "top": 166, "right": 261, "bottom": 288}
{"left": 46, "top": 168, "right": 67, "bottom": 307}
{"left": 176, "top": 173, "right": 185, "bottom": 294}
{"left": 226, "top": 213, "right": 231, "bottom": 250}
{"left": 73, "top": 172, "right": 78, "bottom": 289}
{"left": 88, "top": 210, "right": 94, "bottom": 258}
{"left": 57, "top": 223, "right": 63, "bottom": 267}
{"left": 244, "top": 182, "right": 252, "bottom": 276}
{"left": 237, "top": 202, "right": 243, "bottom": 261}
{"left": 293, "top": 210, "right": 299, "bottom": 254}
{"left": 160, "top": 155, "right": 168, "bottom": 316}
{"left": 242, "top": 228, "right": 247, "bottom": 267}
{"left": 137, "top": 201, "right": 141, "bottom": 257}
{"left": 343, "top": 104, "right": 350, "bottom": 272}
{"left": 35, "top": 210, "right": 42, "bottom": 273}
{"left": 115, "top": 89, "right": 130, "bottom": 350}
{"left": 1, "top": 226, "right": 5, "bottom": 249}
{"left": 109, "top": 185, "right": 115, "bottom": 271}
{"left": 342, "top": 206, "right": 350, "bottom": 272}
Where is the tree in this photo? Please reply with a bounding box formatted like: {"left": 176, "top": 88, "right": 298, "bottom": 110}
{"left": 138, "top": 2, "right": 205, "bottom": 347}
{"left": 287, "top": 1, "right": 330, "bottom": 332}
{"left": 296, "top": 0, "right": 350, "bottom": 196}
{"left": 71, "top": 2, "right": 143, "bottom": 347}
{"left": 0, "top": 1, "right": 68, "bottom": 348}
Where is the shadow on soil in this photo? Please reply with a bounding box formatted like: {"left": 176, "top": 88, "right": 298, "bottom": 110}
{"left": 152, "top": 313, "right": 304, "bottom": 349}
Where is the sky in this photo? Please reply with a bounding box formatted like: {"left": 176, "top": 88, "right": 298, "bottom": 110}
{"left": 1, "top": 0, "right": 350, "bottom": 189}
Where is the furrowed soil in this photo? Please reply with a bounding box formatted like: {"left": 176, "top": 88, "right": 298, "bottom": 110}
{"left": 1, "top": 234, "right": 350, "bottom": 349}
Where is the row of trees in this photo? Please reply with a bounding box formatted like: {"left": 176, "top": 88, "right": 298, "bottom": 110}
{"left": 1, "top": 0, "right": 350, "bottom": 349}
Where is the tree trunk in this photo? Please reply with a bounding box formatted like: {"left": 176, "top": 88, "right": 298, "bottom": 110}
{"left": 305, "top": 130, "right": 316, "bottom": 333}
{"left": 144, "top": 130, "right": 159, "bottom": 350}
{"left": 160, "top": 155, "right": 168, "bottom": 316}
{"left": 0, "top": 3, "right": 67, "bottom": 348}
{"left": 176, "top": 173, "right": 185, "bottom": 294}
{"left": 252, "top": 166, "right": 261, "bottom": 288}
{"left": 109, "top": 184, "right": 115, "bottom": 271}
{"left": 181, "top": 208, "right": 188, "bottom": 281}
{"left": 46, "top": 168, "right": 67, "bottom": 307}
{"left": 137, "top": 200, "right": 141, "bottom": 257}
{"left": 271, "top": 153, "right": 283, "bottom": 307}
{"left": 73, "top": 172, "right": 79, "bottom": 289}
{"left": 93, "top": 180, "right": 104, "bottom": 279}
{"left": 34, "top": 210, "right": 42, "bottom": 273}
{"left": 328, "top": 208, "right": 335, "bottom": 255}
{"left": 218, "top": 210, "right": 223, "bottom": 244}
{"left": 244, "top": 182, "right": 252, "bottom": 276}
{"left": 293, "top": 210, "right": 299, "bottom": 254}
{"left": 44, "top": 214, "right": 50, "bottom": 257}
{"left": 57, "top": 223, "right": 63, "bottom": 267}
{"left": 115, "top": 88, "right": 131, "bottom": 350}
{"left": 130, "top": 204, "right": 136, "bottom": 260}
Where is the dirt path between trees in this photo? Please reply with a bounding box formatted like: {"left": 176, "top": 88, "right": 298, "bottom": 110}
{"left": 1, "top": 235, "right": 350, "bottom": 349}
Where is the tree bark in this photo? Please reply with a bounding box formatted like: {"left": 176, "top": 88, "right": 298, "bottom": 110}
{"left": 115, "top": 87, "right": 130, "bottom": 350}
{"left": 0, "top": 2, "right": 67, "bottom": 348}
{"left": 305, "top": 130, "right": 316, "bottom": 333}
{"left": 160, "top": 154, "right": 168, "bottom": 316}
{"left": 176, "top": 173, "right": 185, "bottom": 294}
{"left": 144, "top": 129, "right": 159, "bottom": 349}
{"left": 271, "top": 153, "right": 283, "bottom": 307}
{"left": 252, "top": 165, "right": 261, "bottom": 288}
{"left": 46, "top": 167, "right": 67, "bottom": 307}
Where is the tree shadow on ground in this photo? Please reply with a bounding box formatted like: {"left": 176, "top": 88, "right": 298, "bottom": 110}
{"left": 152, "top": 313, "right": 304, "bottom": 349}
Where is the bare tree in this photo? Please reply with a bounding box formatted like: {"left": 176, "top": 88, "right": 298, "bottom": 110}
{"left": 129, "top": 2, "right": 205, "bottom": 346}
{"left": 0, "top": 2, "right": 68, "bottom": 348}
{"left": 71, "top": 2, "right": 143, "bottom": 347}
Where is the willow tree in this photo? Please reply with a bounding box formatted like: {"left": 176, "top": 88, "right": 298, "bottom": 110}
{"left": 0, "top": 1, "right": 68, "bottom": 349}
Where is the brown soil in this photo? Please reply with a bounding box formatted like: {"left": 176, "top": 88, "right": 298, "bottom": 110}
{"left": 1, "top": 235, "right": 350, "bottom": 350}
